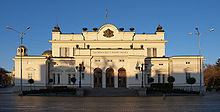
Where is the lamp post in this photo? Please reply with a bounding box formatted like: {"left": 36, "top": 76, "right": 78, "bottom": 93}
{"left": 189, "top": 26, "right": 214, "bottom": 95}
{"left": 76, "top": 62, "right": 85, "bottom": 88}
{"left": 141, "top": 64, "right": 144, "bottom": 88}
{"left": 6, "top": 26, "right": 30, "bottom": 96}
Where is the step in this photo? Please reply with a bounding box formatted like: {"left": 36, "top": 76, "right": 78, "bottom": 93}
{"left": 84, "top": 88, "right": 138, "bottom": 97}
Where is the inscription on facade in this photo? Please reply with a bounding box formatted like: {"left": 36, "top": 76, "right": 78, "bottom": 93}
{"left": 92, "top": 51, "right": 128, "bottom": 54}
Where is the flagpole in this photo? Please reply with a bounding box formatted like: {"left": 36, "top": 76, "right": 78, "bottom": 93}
{"left": 106, "top": 9, "right": 107, "bottom": 24}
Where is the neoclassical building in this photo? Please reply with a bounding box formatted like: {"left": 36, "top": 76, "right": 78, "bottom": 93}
{"left": 13, "top": 24, "right": 205, "bottom": 90}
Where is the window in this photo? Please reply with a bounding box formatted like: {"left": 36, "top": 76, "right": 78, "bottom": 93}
{"left": 73, "top": 48, "right": 75, "bottom": 56}
{"left": 136, "top": 74, "right": 138, "bottom": 79}
{"left": 95, "top": 60, "right": 100, "bottom": 62}
{"left": 68, "top": 74, "right": 71, "bottom": 84}
{"left": 53, "top": 73, "right": 55, "bottom": 84}
{"left": 28, "top": 73, "right": 32, "bottom": 79}
{"left": 57, "top": 74, "right": 60, "bottom": 84}
{"left": 186, "top": 72, "right": 191, "bottom": 82}
{"left": 153, "top": 48, "right": 157, "bottom": 57}
{"left": 107, "top": 60, "right": 112, "bottom": 62}
{"left": 76, "top": 45, "right": 79, "bottom": 48}
{"left": 162, "top": 74, "right": 165, "bottom": 83}
{"left": 147, "top": 48, "right": 151, "bottom": 57}
{"left": 119, "top": 60, "right": 124, "bottom": 62}
{"left": 87, "top": 45, "right": 90, "bottom": 49}
{"left": 186, "top": 62, "right": 190, "bottom": 64}
{"left": 60, "top": 47, "right": 69, "bottom": 57}
{"left": 158, "top": 74, "right": 161, "bottom": 83}
{"left": 159, "top": 64, "right": 163, "bottom": 66}
{"left": 147, "top": 74, "right": 150, "bottom": 84}
{"left": 140, "top": 45, "right": 143, "bottom": 49}
{"left": 64, "top": 48, "right": 69, "bottom": 57}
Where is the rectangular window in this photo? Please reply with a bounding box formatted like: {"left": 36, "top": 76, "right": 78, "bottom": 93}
{"left": 186, "top": 62, "right": 190, "bottom": 64}
{"left": 73, "top": 48, "right": 75, "bottom": 56}
{"left": 162, "top": 74, "right": 165, "bottom": 83}
{"left": 95, "top": 60, "right": 100, "bottom": 62}
{"left": 186, "top": 73, "right": 191, "bottom": 82}
{"left": 68, "top": 74, "right": 71, "bottom": 84}
{"left": 57, "top": 74, "right": 60, "bottom": 84}
{"left": 153, "top": 48, "right": 157, "bottom": 57}
{"left": 159, "top": 64, "right": 163, "bottom": 66}
{"left": 147, "top": 74, "right": 150, "bottom": 84}
{"left": 107, "top": 60, "right": 112, "bottom": 62}
{"left": 64, "top": 48, "right": 69, "bottom": 57}
{"left": 147, "top": 48, "right": 151, "bottom": 57}
{"left": 59, "top": 48, "right": 62, "bottom": 57}
{"left": 53, "top": 73, "right": 55, "bottom": 84}
{"left": 158, "top": 74, "right": 161, "bottom": 83}
{"left": 136, "top": 74, "right": 138, "bottom": 79}
{"left": 119, "top": 60, "right": 124, "bottom": 62}
{"left": 60, "top": 47, "right": 69, "bottom": 57}
{"left": 28, "top": 73, "right": 32, "bottom": 79}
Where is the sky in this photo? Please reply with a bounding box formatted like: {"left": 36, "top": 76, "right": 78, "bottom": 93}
{"left": 0, "top": 0, "right": 219, "bottom": 71}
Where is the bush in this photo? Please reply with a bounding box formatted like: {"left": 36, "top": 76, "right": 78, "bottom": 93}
{"left": 49, "top": 79, "right": 53, "bottom": 83}
{"left": 28, "top": 79, "right": 34, "bottom": 84}
{"left": 167, "top": 76, "right": 175, "bottom": 83}
{"left": 148, "top": 77, "right": 154, "bottom": 83}
{"left": 187, "top": 77, "right": 196, "bottom": 85}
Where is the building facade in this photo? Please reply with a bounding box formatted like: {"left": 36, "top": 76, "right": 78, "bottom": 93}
{"left": 13, "top": 24, "right": 205, "bottom": 90}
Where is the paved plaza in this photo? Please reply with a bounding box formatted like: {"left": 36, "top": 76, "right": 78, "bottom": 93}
{"left": 0, "top": 92, "right": 219, "bottom": 112}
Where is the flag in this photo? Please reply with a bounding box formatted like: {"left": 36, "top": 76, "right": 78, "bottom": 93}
{"left": 106, "top": 9, "right": 107, "bottom": 19}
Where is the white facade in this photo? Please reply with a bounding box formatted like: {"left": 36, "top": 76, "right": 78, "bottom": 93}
{"left": 13, "top": 24, "right": 205, "bottom": 91}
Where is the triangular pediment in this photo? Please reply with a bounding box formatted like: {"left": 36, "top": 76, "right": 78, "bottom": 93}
{"left": 26, "top": 67, "right": 36, "bottom": 71}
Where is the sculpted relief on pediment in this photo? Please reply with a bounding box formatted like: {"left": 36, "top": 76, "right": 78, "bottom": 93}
{"left": 103, "top": 29, "right": 114, "bottom": 38}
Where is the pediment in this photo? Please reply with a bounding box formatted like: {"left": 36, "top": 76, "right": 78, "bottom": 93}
{"left": 26, "top": 67, "right": 36, "bottom": 71}
{"left": 97, "top": 24, "right": 119, "bottom": 40}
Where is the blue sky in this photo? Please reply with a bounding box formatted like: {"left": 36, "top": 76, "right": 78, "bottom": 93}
{"left": 0, "top": 0, "right": 219, "bottom": 71}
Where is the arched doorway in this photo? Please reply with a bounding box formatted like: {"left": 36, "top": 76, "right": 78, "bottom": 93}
{"left": 94, "top": 68, "right": 102, "bottom": 88}
{"left": 118, "top": 68, "right": 126, "bottom": 87}
{"left": 106, "top": 68, "right": 114, "bottom": 87}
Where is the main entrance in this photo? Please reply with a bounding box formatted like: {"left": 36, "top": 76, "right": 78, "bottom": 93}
{"left": 94, "top": 68, "right": 102, "bottom": 88}
{"left": 106, "top": 68, "right": 114, "bottom": 87}
{"left": 118, "top": 68, "right": 126, "bottom": 87}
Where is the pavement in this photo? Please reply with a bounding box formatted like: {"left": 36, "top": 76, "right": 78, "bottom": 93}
{"left": 0, "top": 87, "right": 16, "bottom": 94}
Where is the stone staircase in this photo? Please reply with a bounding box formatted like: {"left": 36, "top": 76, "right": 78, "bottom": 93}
{"left": 84, "top": 88, "right": 138, "bottom": 97}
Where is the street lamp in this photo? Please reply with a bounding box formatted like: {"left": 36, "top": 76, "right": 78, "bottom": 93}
{"left": 188, "top": 26, "right": 214, "bottom": 95}
{"left": 75, "top": 62, "right": 85, "bottom": 88}
{"left": 141, "top": 64, "right": 144, "bottom": 88}
{"left": 6, "top": 26, "right": 30, "bottom": 96}
{"left": 136, "top": 63, "right": 144, "bottom": 88}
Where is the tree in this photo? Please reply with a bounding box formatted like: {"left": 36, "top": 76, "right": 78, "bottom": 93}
{"left": 28, "top": 78, "right": 34, "bottom": 90}
{"left": 167, "top": 76, "right": 175, "bottom": 84}
{"left": 148, "top": 77, "right": 154, "bottom": 84}
{"left": 216, "top": 58, "right": 220, "bottom": 67}
{"left": 0, "top": 67, "right": 11, "bottom": 86}
{"left": 187, "top": 77, "right": 196, "bottom": 90}
{"left": 204, "top": 63, "right": 220, "bottom": 88}
{"left": 49, "top": 79, "right": 53, "bottom": 84}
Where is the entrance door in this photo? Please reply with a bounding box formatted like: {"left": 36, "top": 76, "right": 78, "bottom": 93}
{"left": 94, "top": 68, "right": 102, "bottom": 88}
{"left": 118, "top": 68, "right": 126, "bottom": 87}
{"left": 106, "top": 68, "right": 114, "bottom": 87}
